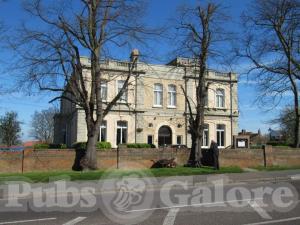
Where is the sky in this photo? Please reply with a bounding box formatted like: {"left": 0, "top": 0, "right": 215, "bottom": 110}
{"left": 0, "top": 0, "right": 293, "bottom": 141}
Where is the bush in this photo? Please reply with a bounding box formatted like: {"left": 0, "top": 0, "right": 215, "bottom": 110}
{"left": 96, "top": 141, "right": 112, "bottom": 150}
{"left": 72, "top": 142, "right": 86, "bottom": 150}
{"left": 266, "top": 141, "right": 291, "bottom": 147}
{"left": 34, "top": 143, "right": 49, "bottom": 149}
{"left": 49, "top": 143, "right": 67, "bottom": 149}
{"left": 126, "top": 143, "right": 155, "bottom": 148}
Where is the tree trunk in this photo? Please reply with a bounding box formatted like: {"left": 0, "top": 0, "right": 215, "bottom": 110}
{"left": 187, "top": 131, "right": 202, "bottom": 167}
{"left": 293, "top": 89, "right": 300, "bottom": 148}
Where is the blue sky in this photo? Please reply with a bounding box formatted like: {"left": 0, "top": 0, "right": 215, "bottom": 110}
{"left": 0, "top": 0, "right": 292, "bottom": 140}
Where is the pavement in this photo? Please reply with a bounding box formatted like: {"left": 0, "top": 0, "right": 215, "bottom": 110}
{"left": 0, "top": 169, "right": 299, "bottom": 225}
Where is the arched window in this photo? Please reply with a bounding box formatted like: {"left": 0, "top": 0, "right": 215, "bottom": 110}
{"left": 216, "top": 88, "right": 225, "bottom": 108}
{"left": 154, "top": 83, "right": 163, "bottom": 106}
{"left": 168, "top": 85, "right": 176, "bottom": 107}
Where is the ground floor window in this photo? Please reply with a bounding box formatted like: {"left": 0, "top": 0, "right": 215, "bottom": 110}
{"left": 217, "top": 124, "right": 225, "bottom": 147}
{"left": 177, "top": 135, "right": 182, "bottom": 145}
{"left": 147, "top": 135, "right": 153, "bottom": 144}
{"left": 202, "top": 124, "right": 209, "bottom": 147}
{"left": 117, "top": 121, "right": 127, "bottom": 145}
{"left": 99, "top": 121, "right": 107, "bottom": 142}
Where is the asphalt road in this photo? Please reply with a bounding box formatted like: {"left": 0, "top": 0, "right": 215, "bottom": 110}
{"left": 0, "top": 174, "right": 300, "bottom": 225}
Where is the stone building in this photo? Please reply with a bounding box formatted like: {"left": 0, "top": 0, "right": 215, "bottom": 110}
{"left": 54, "top": 54, "right": 239, "bottom": 148}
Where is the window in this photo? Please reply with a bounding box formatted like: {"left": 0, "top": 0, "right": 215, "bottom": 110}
{"left": 216, "top": 89, "right": 225, "bottom": 108}
{"left": 100, "top": 81, "right": 107, "bottom": 101}
{"left": 117, "top": 121, "right": 127, "bottom": 145}
{"left": 99, "top": 121, "right": 107, "bottom": 141}
{"left": 117, "top": 80, "right": 127, "bottom": 102}
{"left": 204, "top": 93, "right": 208, "bottom": 107}
{"left": 154, "top": 83, "right": 163, "bottom": 106}
{"left": 202, "top": 124, "right": 209, "bottom": 147}
{"left": 168, "top": 85, "right": 176, "bottom": 107}
{"left": 217, "top": 124, "right": 225, "bottom": 147}
{"left": 147, "top": 135, "right": 153, "bottom": 145}
{"left": 177, "top": 135, "right": 182, "bottom": 145}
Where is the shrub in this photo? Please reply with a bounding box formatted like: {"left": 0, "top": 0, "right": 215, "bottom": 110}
{"left": 126, "top": 143, "right": 154, "bottom": 148}
{"left": 49, "top": 143, "right": 67, "bottom": 149}
{"left": 34, "top": 143, "right": 49, "bottom": 149}
{"left": 266, "top": 141, "right": 291, "bottom": 147}
{"left": 96, "top": 141, "right": 112, "bottom": 150}
{"left": 72, "top": 142, "right": 86, "bottom": 150}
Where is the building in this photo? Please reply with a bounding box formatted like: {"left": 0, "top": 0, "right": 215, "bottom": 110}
{"left": 54, "top": 54, "right": 239, "bottom": 148}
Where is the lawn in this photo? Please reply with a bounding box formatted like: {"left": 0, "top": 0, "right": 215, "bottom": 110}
{"left": 0, "top": 166, "right": 243, "bottom": 183}
{"left": 253, "top": 165, "right": 300, "bottom": 171}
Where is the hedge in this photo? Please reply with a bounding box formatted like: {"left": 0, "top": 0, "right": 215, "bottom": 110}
{"left": 72, "top": 141, "right": 112, "bottom": 150}
{"left": 126, "top": 143, "right": 156, "bottom": 148}
{"left": 34, "top": 143, "right": 67, "bottom": 149}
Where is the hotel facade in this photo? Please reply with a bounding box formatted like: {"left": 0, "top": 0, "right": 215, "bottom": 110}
{"left": 54, "top": 56, "right": 239, "bottom": 148}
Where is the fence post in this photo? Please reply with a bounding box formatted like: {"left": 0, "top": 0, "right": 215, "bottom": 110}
{"left": 117, "top": 145, "right": 120, "bottom": 169}
{"left": 21, "top": 149, "right": 25, "bottom": 173}
{"left": 262, "top": 145, "right": 267, "bottom": 168}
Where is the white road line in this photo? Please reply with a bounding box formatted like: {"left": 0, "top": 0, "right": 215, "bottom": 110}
{"left": 291, "top": 174, "right": 300, "bottom": 180}
{"left": 125, "top": 198, "right": 263, "bottom": 213}
{"left": 249, "top": 200, "right": 272, "bottom": 220}
{"left": 0, "top": 217, "right": 56, "bottom": 224}
{"left": 242, "top": 216, "right": 300, "bottom": 225}
{"left": 62, "top": 217, "right": 87, "bottom": 225}
{"left": 163, "top": 208, "right": 180, "bottom": 225}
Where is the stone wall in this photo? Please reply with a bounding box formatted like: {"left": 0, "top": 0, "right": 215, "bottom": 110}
{"left": 0, "top": 146, "right": 300, "bottom": 173}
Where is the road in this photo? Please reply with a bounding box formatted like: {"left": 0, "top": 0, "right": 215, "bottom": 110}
{"left": 0, "top": 172, "right": 300, "bottom": 225}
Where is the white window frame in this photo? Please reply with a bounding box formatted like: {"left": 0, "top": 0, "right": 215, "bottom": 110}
{"left": 99, "top": 121, "right": 107, "bottom": 142}
{"left": 117, "top": 80, "right": 128, "bottom": 103}
{"left": 100, "top": 81, "right": 108, "bottom": 101}
{"left": 202, "top": 124, "right": 209, "bottom": 147}
{"left": 216, "top": 124, "right": 225, "bottom": 148}
{"left": 216, "top": 88, "right": 225, "bottom": 108}
{"left": 167, "top": 85, "right": 176, "bottom": 108}
{"left": 116, "top": 121, "right": 128, "bottom": 145}
{"left": 153, "top": 83, "right": 163, "bottom": 107}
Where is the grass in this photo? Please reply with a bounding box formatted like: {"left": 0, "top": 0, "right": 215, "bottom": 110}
{"left": 0, "top": 166, "right": 243, "bottom": 183}
{"left": 253, "top": 165, "right": 300, "bottom": 171}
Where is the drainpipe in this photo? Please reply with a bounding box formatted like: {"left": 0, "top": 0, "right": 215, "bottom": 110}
{"left": 184, "top": 66, "right": 188, "bottom": 146}
{"left": 229, "top": 72, "right": 233, "bottom": 148}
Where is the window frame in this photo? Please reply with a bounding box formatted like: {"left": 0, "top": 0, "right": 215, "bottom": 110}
{"left": 153, "top": 83, "right": 163, "bottom": 107}
{"left": 216, "top": 88, "right": 225, "bottom": 108}
{"left": 117, "top": 80, "right": 128, "bottom": 103}
{"left": 216, "top": 124, "right": 225, "bottom": 148}
{"left": 100, "top": 80, "right": 108, "bottom": 102}
{"left": 202, "top": 124, "right": 209, "bottom": 147}
{"left": 167, "top": 84, "right": 177, "bottom": 108}
{"left": 116, "top": 121, "right": 128, "bottom": 145}
{"left": 99, "top": 121, "right": 107, "bottom": 142}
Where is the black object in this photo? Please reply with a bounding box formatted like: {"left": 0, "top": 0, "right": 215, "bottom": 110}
{"left": 72, "top": 148, "right": 86, "bottom": 171}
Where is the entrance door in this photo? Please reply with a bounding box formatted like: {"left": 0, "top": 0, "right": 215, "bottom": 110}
{"left": 158, "top": 126, "right": 172, "bottom": 146}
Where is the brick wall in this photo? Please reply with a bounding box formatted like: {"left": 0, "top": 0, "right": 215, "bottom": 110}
{"left": 0, "top": 146, "right": 300, "bottom": 173}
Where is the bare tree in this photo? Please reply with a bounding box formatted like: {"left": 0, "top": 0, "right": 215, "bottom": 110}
{"left": 239, "top": 0, "right": 300, "bottom": 147}
{"left": 10, "top": 0, "right": 153, "bottom": 169}
{"left": 30, "top": 107, "right": 58, "bottom": 143}
{"left": 174, "top": 3, "right": 231, "bottom": 166}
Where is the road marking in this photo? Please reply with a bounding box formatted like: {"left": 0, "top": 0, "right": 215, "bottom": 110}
{"left": 62, "top": 217, "right": 87, "bottom": 225}
{"left": 249, "top": 200, "right": 272, "bottom": 220}
{"left": 291, "top": 174, "right": 300, "bottom": 180}
{"left": 0, "top": 217, "right": 56, "bottom": 224}
{"left": 125, "top": 198, "right": 263, "bottom": 212}
{"left": 163, "top": 208, "right": 180, "bottom": 225}
{"left": 242, "top": 216, "right": 300, "bottom": 225}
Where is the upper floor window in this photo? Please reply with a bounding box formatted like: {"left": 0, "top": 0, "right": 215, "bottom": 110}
{"left": 117, "top": 80, "right": 127, "bottom": 103}
{"left": 100, "top": 81, "right": 107, "bottom": 101}
{"left": 202, "top": 124, "right": 209, "bottom": 147}
{"left": 168, "top": 85, "right": 176, "bottom": 107}
{"left": 217, "top": 124, "right": 225, "bottom": 147}
{"left": 216, "top": 88, "right": 225, "bottom": 108}
{"left": 154, "top": 83, "right": 163, "bottom": 106}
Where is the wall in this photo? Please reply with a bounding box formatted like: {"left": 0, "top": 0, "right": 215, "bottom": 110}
{"left": 0, "top": 146, "right": 300, "bottom": 173}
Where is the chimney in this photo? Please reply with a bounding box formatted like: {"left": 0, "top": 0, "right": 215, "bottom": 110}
{"left": 130, "top": 49, "right": 139, "bottom": 62}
